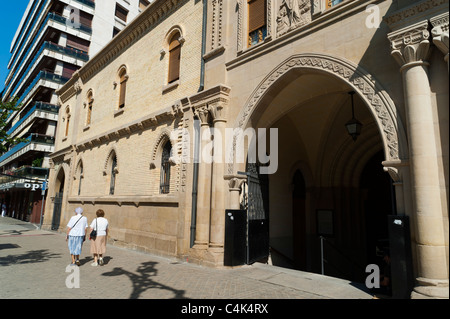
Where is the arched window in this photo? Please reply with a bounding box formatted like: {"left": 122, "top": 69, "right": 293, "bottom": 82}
{"left": 168, "top": 32, "right": 181, "bottom": 84}
{"left": 64, "top": 107, "right": 71, "bottom": 137}
{"left": 109, "top": 154, "right": 117, "bottom": 195}
{"left": 86, "top": 91, "right": 93, "bottom": 125}
{"left": 77, "top": 163, "right": 83, "bottom": 196}
{"left": 248, "top": 0, "right": 267, "bottom": 46}
{"left": 118, "top": 67, "right": 128, "bottom": 109}
{"left": 160, "top": 141, "right": 172, "bottom": 194}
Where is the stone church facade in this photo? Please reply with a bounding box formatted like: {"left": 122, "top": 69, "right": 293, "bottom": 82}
{"left": 43, "top": 0, "right": 449, "bottom": 299}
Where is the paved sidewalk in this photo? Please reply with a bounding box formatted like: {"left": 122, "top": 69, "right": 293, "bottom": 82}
{"left": 0, "top": 217, "right": 373, "bottom": 300}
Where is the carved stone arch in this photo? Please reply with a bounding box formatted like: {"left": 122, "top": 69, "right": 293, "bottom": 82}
{"left": 150, "top": 129, "right": 174, "bottom": 169}
{"left": 103, "top": 147, "right": 119, "bottom": 176}
{"left": 164, "top": 25, "right": 186, "bottom": 49}
{"left": 53, "top": 162, "right": 70, "bottom": 196}
{"left": 74, "top": 158, "right": 84, "bottom": 180}
{"left": 229, "top": 53, "right": 408, "bottom": 174}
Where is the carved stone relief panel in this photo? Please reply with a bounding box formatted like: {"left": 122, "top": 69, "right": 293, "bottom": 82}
{"left": 276, "top": 0, "right": 312, "bottom": 36}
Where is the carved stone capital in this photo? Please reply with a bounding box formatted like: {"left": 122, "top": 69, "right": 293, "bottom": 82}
{"left": 193, "top": 105, "right": 210, "bottom": 126}
{"left": 208, "top": 101, "right": 226, "bottom": 123}
{"left": 388, "top": 20, "right": 432, "bottom": 69}
{"left": 225, "top": 175, "right": 247, "bottom": 191}
{"left": 431, "top": 12, "right": 449, "bottom": 62}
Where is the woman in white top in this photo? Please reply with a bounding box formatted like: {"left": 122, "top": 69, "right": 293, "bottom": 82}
{"left": 89, "top": 209, "right": 109, "bottom": 266}
{"left": 66, "top": 207, "right": 88, "bottom": 266}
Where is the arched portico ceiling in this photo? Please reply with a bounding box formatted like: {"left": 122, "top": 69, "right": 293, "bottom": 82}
{"left": 230, "top": 53, "right": 408, "bottom": 173}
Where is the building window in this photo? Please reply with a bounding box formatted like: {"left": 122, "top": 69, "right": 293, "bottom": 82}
{"left": 115, "top": 3, "right": 128, "bottom": 22}
{"left": 64, "top": 107, "right": 71, "bottom": 137}
{"left": 118, "top": 67, "right": 128, "bottom": 109}
{"left": 86, "top": 91, "right": 93, "bottom": 125}
{"left": 109, "top": 154, "right": 117, "bottom": 195}
{"left": 248, "top": 0, "right": 267, "bottom": 47}
{"left": 139, "top": 0, "right": 150, "bottom": 11}
{"left": 77, "top": 163, "right": 83, "bottom": 196}
{"left": 113, "top": 27, "right": 121, "bottom": 38}
{"left": 168, "top": 32, "right": 181, "bottom": 84}
{"left": 160, "top": 141, "right": 172, "bottom": 194}
{"left": 326, "top": 0, "right": 344, "bottom": 8}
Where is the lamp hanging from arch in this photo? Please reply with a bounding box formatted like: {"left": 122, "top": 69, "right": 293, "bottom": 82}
{"left": 345, "top": 91, "right": 362, "bottom": 141}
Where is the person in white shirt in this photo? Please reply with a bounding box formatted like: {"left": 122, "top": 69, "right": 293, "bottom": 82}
{"left": 89, "top": 209, "right": 109, "bottom": 266}
{"left": 66, "top": 207, "right": 88, "bottom": 266}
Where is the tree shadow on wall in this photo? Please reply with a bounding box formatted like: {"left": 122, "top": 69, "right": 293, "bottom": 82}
{"left": 0, "top": 249, "right": 61, "bottom": 266}
{"left": 102, "top": 261, "right": 186, "bottom": 299}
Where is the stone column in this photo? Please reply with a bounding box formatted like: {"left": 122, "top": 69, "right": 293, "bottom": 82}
{"left": 208, "top": 101, "right": 227, "bottom": 251}
{"left": 226, "top": 175, "right": 247, "bottom": 210}
{"left": 193, "top": 106, "right": 212, "bottom": 249}
{"left": 388, "top": 21, "right": 449, "bottom": 298}
{"left": 431, "top": 12, "right": 449, "bottom": 73}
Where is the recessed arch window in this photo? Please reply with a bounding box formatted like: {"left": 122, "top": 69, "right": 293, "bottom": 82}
{"left": 118, "top": 67, "right": 128, "bottom": 109}
{"left": 168, "top": 31, "right": 181, "bottom": 84}
{"left": 86, "top": 91, "right": 93, "bottom": 125}
{"left": 77, "top": 162, "right": 83, "bottom": 196}
{"left": 64, "top": 106, "right": 71, "bottom": 137}
{"left": 160, "top": 141, "right": 172, "bottom": 194}
{"left": 109, "top": 154, "right": 117, "bottom": 195}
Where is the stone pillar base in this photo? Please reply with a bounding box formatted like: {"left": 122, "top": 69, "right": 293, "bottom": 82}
{"left": 411, "top": 278, "right": 449, "bottom": 299}
{"left": 188, "top": 246, "right": 225, "bottom": 268}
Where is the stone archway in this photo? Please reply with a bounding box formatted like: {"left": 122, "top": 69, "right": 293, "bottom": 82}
{"left": 228, "top": 53, "right": 408, "bottom": 173}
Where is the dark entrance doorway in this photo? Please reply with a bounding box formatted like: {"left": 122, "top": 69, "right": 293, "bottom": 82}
{"left": 360, "top": 150, "right": 395, "bottom": 270}
{"left": 292, "top": 170, "right": 307, "bottom": 270}
{"left": 51, "top": 170, "right": 65, "bottom": 231}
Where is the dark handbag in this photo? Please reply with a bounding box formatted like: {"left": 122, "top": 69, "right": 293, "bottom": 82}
{"left": 90, "top": 218, "right": 98, "bottom": 240}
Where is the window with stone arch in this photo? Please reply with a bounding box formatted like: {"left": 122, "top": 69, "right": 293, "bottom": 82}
{"left": 86, "top": 90, "right": 94, "bottom": 126}
{"left": 160, "top": 141, "right": 172, "bottom": 194}
{"left": 104, "top": 151, "right": 119, "bottom": 195}
{"left": 117, "top": 66, "right": 128, "bottom": 109}
{"left": 167, "top": 30, "right": 182, "bottom": 84}
{"left": 64, "top": 106, "right": 71, "bottom": 137}
{"left": 75, "top": 160, "right": 84, "bottom": 196}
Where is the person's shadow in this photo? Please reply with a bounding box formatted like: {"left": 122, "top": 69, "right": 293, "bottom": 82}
{"left": 102, "top": 261, "right": 186, "bottom": 299}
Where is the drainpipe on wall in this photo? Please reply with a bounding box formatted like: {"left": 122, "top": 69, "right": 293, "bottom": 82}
{"left": 190, "top": 0, "right": 208, "bottom": 248}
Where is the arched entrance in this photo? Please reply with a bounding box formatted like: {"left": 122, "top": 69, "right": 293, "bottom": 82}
{"left": 51, "top": 167, "right": 65, "bottom": 230}
{"left": 232, "top": 54, "right": 407, "bottom": 283}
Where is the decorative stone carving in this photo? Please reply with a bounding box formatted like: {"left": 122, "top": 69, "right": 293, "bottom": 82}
{"left": 388, "top": 20, "right": 432, "bottom": 68}
{"left": 276, "top": 0, "right": 311, "bottom": 36}
{"left": 430, "top": 12, "right": 449, "bottom": 70}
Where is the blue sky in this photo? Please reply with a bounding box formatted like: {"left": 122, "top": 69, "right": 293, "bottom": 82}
{"left": 0, "top": 0, "right": 31, "bottom": 95}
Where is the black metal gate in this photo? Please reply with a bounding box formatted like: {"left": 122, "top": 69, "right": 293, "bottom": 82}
{"left": 245, "top": 163, "right": 270, "bottom": 264}
{"left": 51, "top": 192, "right": 63, "bottom": 230}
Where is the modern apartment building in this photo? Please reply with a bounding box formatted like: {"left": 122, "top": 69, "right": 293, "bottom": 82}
{"left": 0, "top": 0, "right": 150, "bottom": 223}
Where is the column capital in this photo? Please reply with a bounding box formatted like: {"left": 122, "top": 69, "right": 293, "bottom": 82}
{"left": 208, "top": 100, "right": 227, "bottom": 123}
{"left": 431, "top": 12, "right": 449, "bottom": 63}
{"left": 388, "top": 20, "right": 432, "bottom": 70}
{"left": 193, "top": 105, "right": 211, "bottom": 126}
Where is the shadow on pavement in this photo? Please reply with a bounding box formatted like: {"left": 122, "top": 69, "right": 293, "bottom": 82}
{"left": 0, "top": 249, "right": 61, "bottom": 266}
{"left": 102, "top": 261, "right": 186, "bottom": 299}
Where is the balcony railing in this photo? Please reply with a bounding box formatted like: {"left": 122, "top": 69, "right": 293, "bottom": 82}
{"left": 0, "top": 166, "right": 49, "bottom": 185}
{"left": 7, "top": 42, "right": 88, "bottom": 99}
{"left": 16, "top": 71, "right": 71, "bottom": 106}
{"left": 6, "top": 10, "right": 92, "bottom": 90}
{"left": 7, "top": 102, "right": 59, "bottom": 136}
{"left": 0, "top": 134, "right": 55, "bottom": 165}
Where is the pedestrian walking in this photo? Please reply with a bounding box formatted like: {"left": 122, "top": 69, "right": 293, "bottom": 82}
{"left": 66, "top": 207, "right": 88, "bottom": 266}
{"left": 1, "top": 203, "right": 6, "bottom": 217}
{"left": 89, "top": 209, "right": 109, "bottom": 266}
